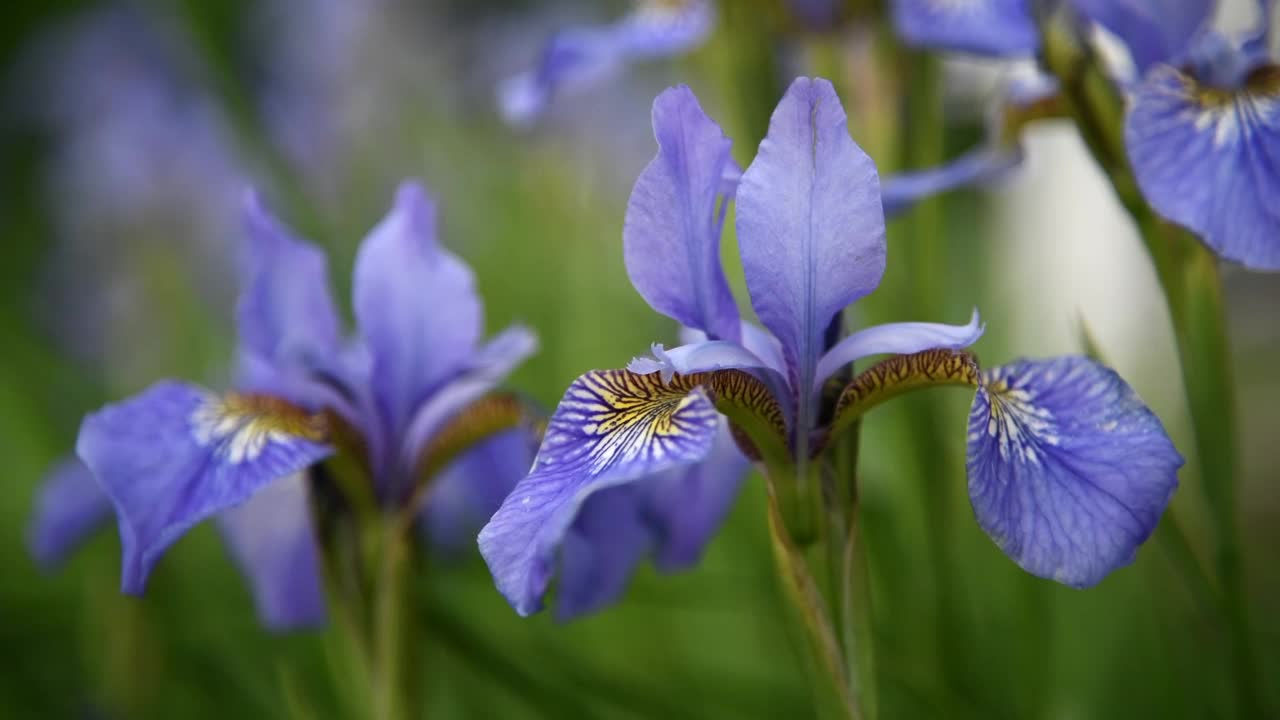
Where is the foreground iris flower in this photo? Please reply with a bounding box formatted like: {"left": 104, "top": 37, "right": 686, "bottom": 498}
{"left": 31, "top": 181, "right": 536, "bottom": 629}
{"left": 1125, "top": 1, "right": 1280, "bottom": 269}
{"left": 480, "top": 77, "right": 1182, "bottom": 617}
{"left": 498, "top": 0, "right": 714, "bottom": 127}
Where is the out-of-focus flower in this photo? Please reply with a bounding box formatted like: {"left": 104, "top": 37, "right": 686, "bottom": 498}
{"left": 1125, "top": 1, "right": 1280, "bottom": 269}
{"left": 479, "top": 78, "right": 1182, "bottom": 618}
{"left": 15, "top": 7, "right": 247, "bottom": 379}
{"left": 498, "top": 0, "right": 715, "bottom": 128}
{"left": 30, "top": 182, "right": 537, "bottom": 629}
{"left": 892, "top": 0, "right": 1213, "bottom": 74}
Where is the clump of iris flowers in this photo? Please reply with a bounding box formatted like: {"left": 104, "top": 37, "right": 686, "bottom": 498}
{"left": 479, "top": 77, "right": 1183, "bottom": 619}
{"left": 30, "top": 181, "right": 537, "bottom": 629}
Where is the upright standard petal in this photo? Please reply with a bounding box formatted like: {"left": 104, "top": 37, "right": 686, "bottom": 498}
{"left": 814, "top": 310, "right": 985, "bottom": 391}
{"left": 28, "top": 457, "right": 113, "bottom": 569}
{"left": 354, "top": 181, "right": 482, "bottom": 437}
{"left": 478, "top": 369, "right": 721, "bottom": 615}
{"left": 238, "top": 190, "right": 341, "bottom": 371}
{"left": 891, "top": 0, "right": 1038, "bottom": 57}
{"left": 966, "top": 357, "right": 1182, "bottom": 588}
{"left": 400, "top": 325, "right": 538, "bottom": 476}
{"left": 1073, "top": 0, "right": 1213, "bottom": 73}
{"left": 1124, "top": 65, "right": 1280, "bottom": 269}
{"left": 736, "top": 77, "right": 886, "bottom": 398}
{"left": 624, "top": 86, "right": 740, "bottom": 342}
{"left": 76, "top": 381, "right": 332, "bottom": 593}
{"left": 217, "top": 471, "right": 326, "bottom": 630}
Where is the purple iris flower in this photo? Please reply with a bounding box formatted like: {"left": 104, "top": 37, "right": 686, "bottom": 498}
{"left": 30, "top": 181, "right": 537, "bottom": 629}
{"left": 479, "top": 77, "right": 1182, "bottom": 618}
{"left": 498, "top": 0, "right": 715, "bottom": 127}
{"left": 1125, "top": 1, "right": 1280, "bottom": 269}
{"left": 892, "top": 0, "right": 1214, "bottom": 73}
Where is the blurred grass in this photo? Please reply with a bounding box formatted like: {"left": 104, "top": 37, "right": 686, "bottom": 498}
{"left": 1, "top": 1, "right": 1278, "bottom": 718}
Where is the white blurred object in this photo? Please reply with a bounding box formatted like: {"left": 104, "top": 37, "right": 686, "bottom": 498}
{"left": 991, "top": 123, "right": 1183, "bottom": 421}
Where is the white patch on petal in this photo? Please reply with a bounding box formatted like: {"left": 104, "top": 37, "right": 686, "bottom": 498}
{"left": 1187, "top": 91, "right": 1280, "bottom": 148}
{"left": 189, "top": 395, "right": 296, "bottom": 464}
{"left": 928, "top": 0, "right": 990, "bottom": 14}
{"left": 984, "top": 376, "right": 1061, "bottom": 467}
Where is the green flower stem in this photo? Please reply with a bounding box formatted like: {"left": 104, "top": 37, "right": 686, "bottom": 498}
{"left": 370, "top": 526, "right": 419, "bottom": 720}
{"left": 830, "top": 420, "right": 877, "bottom": 720}
{"left": 315, "top": 493, "right": 421, "bottom": 720}
{"left": 766, "top": 480, "right": 860, "bottom": 720}
{"left": 1040, "top": 21, "right": 1261, "bottom": 717}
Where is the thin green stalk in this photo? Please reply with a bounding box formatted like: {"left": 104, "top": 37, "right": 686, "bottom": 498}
{"left": 894, "top": 48, "right": 978, "bottom": 705}
{"left": 766, "top": 482, "right": 859, "bottom": 720}
{"left": 371, "top": 527, "right": 419, "bottom": 720}
{"left": 832, "top": 421, "right": 876, "bottom": 720}
{"left": 715, "top": 0, "right": 784, "bottom": 149}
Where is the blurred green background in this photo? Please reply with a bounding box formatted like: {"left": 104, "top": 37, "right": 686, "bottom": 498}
{"left": 1, "top": 1, "right": 1277, "bottom": 718}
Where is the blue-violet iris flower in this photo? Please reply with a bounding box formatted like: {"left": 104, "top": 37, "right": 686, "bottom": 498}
{"left": 30, "top": 181, "right": 537, "bottom": 629}
{"left": 479, "top": 77, "right": 1183, "bottom": 618}
{"left": 1125, "top": 0, "right": 1280, "bottom": 269}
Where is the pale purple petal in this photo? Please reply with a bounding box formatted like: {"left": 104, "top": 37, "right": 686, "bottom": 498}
{"left": 353, "top": 181, "right": 482, "bottom": 439}
{"left": 628, "top": 339, "right": 791, "bottom": 416}
{"left": 814, "top": 310, "right": 985, "bottom": 390}
{"left": 217, "top": 471, "right": 326, "bottom": 630}
{"left": 881, "top": 147, "right": 1021, "bottom": 217}
{"left": 628, "top": 340, "right": 773, "bottom": 379}
{"left": 76, "top": 381, "right": 332, "bottom": 593}
{"left": 967, "top": 357, "right": 1183, "bottom": 587}
{"left": 736, "top": 77, "right": 886, "bottom": 402}
{"left": 28, "top": 457, "right": 113, "bottom": 569}
{"left": 891, "top": 0, "right": 1038, "bottom": 57}
{"left": 677, "top": 321, "right": 787, "bottom": 377}
{"left": 497, "top": 0, "right": 715, "bottom": 127}
{"left": 421, "top": 429, "right": 535, "bottom": 555}
{"left": 1124, "top": 65, "right": 1280, "bottom": 269}
{"left": 237, "top": 190, "right": 341, "bottom": 368}
{"left": 1074, "top": 0, "right": 1213, "bottom": 73}
{"left": 236, "top": 191, "right": 348, "bottom": 411}
{"left": 478, "top": 369, "right": 720, "bottom": 616}
{"left": 399, "top": 325, "right": 538, "bottom": 476}
{"left": 624, "top": 85, "right": 740, "bottom": 341}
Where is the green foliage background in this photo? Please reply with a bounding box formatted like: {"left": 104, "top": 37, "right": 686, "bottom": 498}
{"left": 1, "top": 1, "right": 1276, "bottom": 718}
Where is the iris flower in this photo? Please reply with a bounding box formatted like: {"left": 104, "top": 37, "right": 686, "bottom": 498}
{"left": 480, "top": 78, "right": 1183, "bottom": 618}
{"left": 891, "top": 0, "right": 1213, "bottom": 72}
{"left": 894, "top": 0, "right": 1280, "bottom": 269}
{"left": 1126, "top": 0, "right": 1280, "bottom": 269}
{"left": 30, "top": 181, "right": 537, "bottom": 629}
